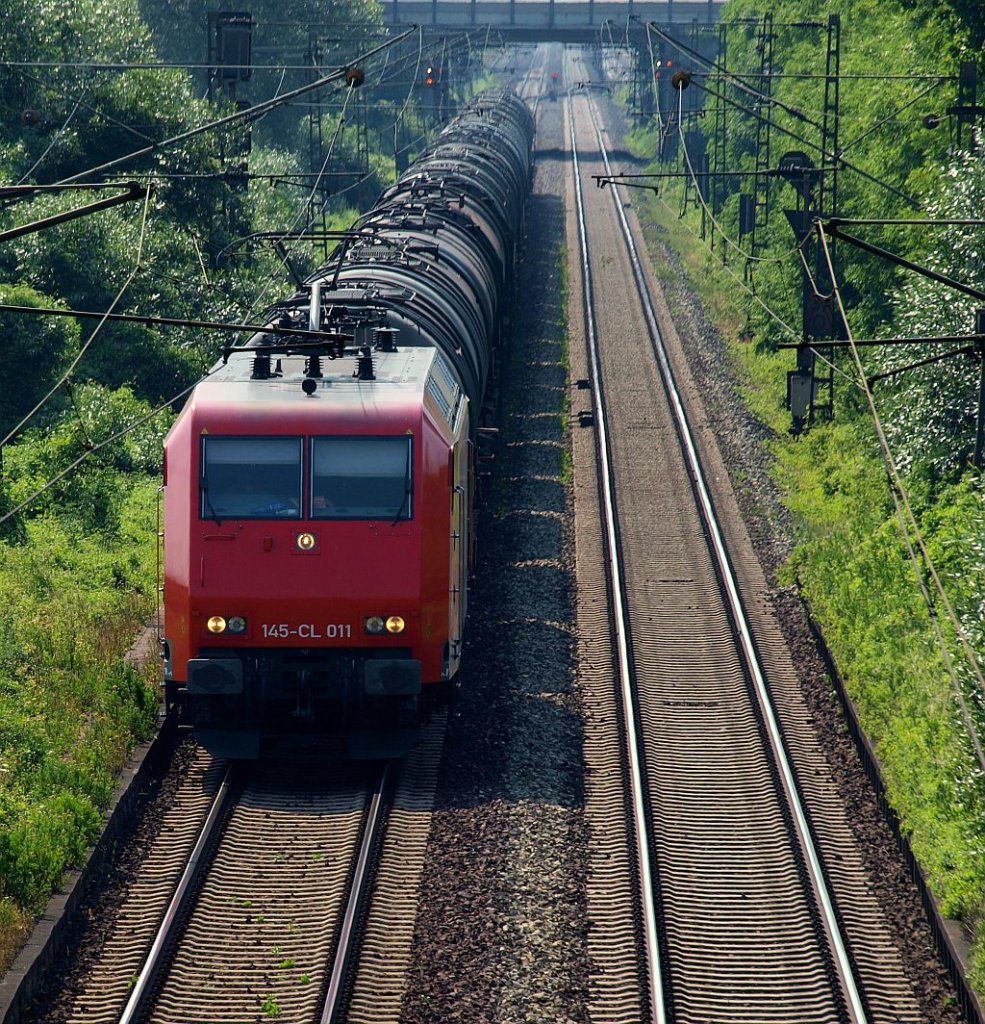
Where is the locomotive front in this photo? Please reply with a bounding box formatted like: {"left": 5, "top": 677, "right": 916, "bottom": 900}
{"left": 163, "top": 346, "right": 467, "bottom": 758}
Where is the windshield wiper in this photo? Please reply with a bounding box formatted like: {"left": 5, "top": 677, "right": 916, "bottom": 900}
{"left": 391, "top": 441, "right": 412, "bottom": 526}
{"left": 201, "top": 472, "right": 223, "bottom": 526}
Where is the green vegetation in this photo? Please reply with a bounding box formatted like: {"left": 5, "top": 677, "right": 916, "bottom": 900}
{"left": 626, "top": 0, "right": 985, "bottom": 992}
{"left": 0, "top": 477, "right": 161, "bottom": 957}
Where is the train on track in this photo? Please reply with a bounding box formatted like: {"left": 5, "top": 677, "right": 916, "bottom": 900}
{"left": 161, "top": 91, "right": 535, "bottom": 759}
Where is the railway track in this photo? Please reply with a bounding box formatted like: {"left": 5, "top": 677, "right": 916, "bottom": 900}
{"left": 117, "top": 762, "right": 383, "bottom": 1024}
{"left": 565, "top": 54, "right": 930, "bottom": 1024}
{"left": 32, "top": 717, "right": 444, "bottom": 1024}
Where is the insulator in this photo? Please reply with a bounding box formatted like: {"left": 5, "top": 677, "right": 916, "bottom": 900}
{"left": 373, "top": 327, "right": 398, "bottom": 352}
{"left": 354, "top": 346, "right": 376, "bottom": 381}
{"left": 251, "top": 352, "right": 271, "bottom": 379}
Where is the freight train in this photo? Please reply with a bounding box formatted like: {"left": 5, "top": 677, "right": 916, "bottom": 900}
{"left": 161, "top": 92, "right": 535, "bottom": 758}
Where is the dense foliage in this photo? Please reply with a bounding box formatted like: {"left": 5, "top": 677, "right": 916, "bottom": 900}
{"left": 690, "top": 0, "right": 964, "bottom": 343}
{"left": 631, "top": 0, "right": 985, "bottom": 996}
{"left": 872, "top": 145, "right": 985, "bottom": 478}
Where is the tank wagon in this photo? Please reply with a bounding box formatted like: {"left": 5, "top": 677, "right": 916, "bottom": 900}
{"left": 161, "top": 92, "right": 535, "bottom": 758}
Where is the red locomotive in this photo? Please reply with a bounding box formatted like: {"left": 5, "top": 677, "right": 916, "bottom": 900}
{"left": 161, "top": 93, "right": 534, "bottom": 758}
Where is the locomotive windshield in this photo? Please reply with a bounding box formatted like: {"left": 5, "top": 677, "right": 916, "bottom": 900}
{"left": 200, "top": 437, "right": 302, "bottom": 520}
{"left": 312, "top": 436, "right": 412, "bottom": 521}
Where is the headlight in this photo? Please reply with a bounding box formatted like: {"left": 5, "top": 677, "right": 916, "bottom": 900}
{"left": 296, "top": 532, "right": 317, "bottom": 551}
{"left": 206, "top": 615, "right": 247, "bottom": 635}
{"left": 365, "top": 615, "right": 406, "bottom": 635}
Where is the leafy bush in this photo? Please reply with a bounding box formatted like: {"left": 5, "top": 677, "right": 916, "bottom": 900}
{"left": 0, "top": 499, "right": 160, "bottom": 916}
{"left": 778, "top": 425, "right": 985, "bottom": 920}
{"left": 3, "top": 383, "right": 171, "bottom": 534}
{"left": 871, "top": 145, "right": 985, "bottom": 480}
{"left": 0, "top": 284, "right": 80, "bottom": 439}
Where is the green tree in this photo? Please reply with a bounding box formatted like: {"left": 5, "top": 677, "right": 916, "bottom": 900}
{"left": 870, "top": 144, "right": 985, "bottom": 479}
{"left": 0, "top": 284, "right": 79, "bottom": 440}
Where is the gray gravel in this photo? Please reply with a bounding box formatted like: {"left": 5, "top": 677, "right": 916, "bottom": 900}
{"left": 402, "top": 78, "right": 591, "bottom": 1024}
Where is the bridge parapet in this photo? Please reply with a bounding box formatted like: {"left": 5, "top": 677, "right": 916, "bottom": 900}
{"left": 385, "top": 0, "right": 723, "bottom": 31}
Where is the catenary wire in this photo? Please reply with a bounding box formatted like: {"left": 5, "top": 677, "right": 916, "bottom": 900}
{"left": 238, "top": 26, "right": 436, "bottom": 320}
{"left": 8, "top": 64, "right": 157, "bottom": 145}
{"left": 2, "top": 30, "right": 477, "bottom": 518}
{"left": 674, "top": 88, "right": 788, "bottom": 266}
{"left": 238, "top": 73, "right": 362, "bottom": 321}
{"left": 51, "top": 29, "right": 417, "bottom": 187}
{"left": 647, "top": 154, "right": 859, "bottom": 388}
{"left": 649, "top": 185, "right": 802, "bottom": 339}
{"left": 17, "top": 85, "right": 91, "bottom": 184}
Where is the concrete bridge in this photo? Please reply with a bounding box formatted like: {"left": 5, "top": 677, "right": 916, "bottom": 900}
{"left": 383, "top": 0, "right": 724, "bottom": 40}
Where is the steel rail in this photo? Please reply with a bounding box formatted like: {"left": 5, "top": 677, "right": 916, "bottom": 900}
{"left": 117, "top": 763, "right": 236, "bottom": 1024}
{"left": 319, "top": 762, "right": 393, "bottom": 1024}
{"left": 581, "top": 86, "right": 869, "bottom": 1024}
{"left": 566, "top": 88, "right": 667, "bottom": 1024}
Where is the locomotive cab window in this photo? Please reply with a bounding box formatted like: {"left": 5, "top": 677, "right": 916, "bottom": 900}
{"left": 312, "top": 436, "right": 413, "bottom": 520}
{"left": 201, "top": 437, "right": 302, "bottom": 519}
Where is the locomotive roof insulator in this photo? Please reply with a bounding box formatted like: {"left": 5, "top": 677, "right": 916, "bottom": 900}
{"left": 251, "top": 351, "right": 272, "bottom": 380}
{"left": 374, "top": 327, "right": 398, "bottom": 353}
{"left": 309, "top": 282, "right": 322, "bottom": 333}
{"left": 355, "top": 346, "right": 376, "bottom": 381}
{"left": 306, "top": 354, "right": 323, "bottom": 378}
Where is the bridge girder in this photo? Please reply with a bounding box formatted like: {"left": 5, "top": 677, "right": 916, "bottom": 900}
{"left": 384, "top": 0, "right": 723, "bottom": 38}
